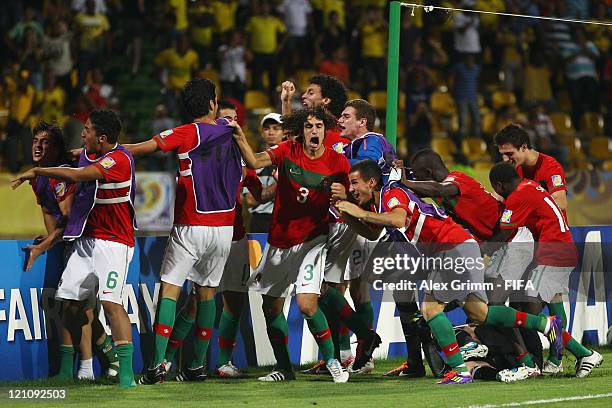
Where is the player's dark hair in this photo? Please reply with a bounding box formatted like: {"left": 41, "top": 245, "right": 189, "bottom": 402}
{"left": 489, "top": 162, "right": 520, "bottom": 185}
{"left": 32, "top": 121, "right": 69, "bottom": 165}
{"left": 410, "top": 148, "right": 445, "bottom": 168}
{"left": 350, "top": 160, "right": 383, "bottom": 190}
{"left": 181, "top": 77, "right": 216, "bottom": 119}
{"left": 309, "top": 74, "right": 348, "bottom": 118}
{"left": 281, "top": 106, "right": 337, "bottom": 141}
{"left": 89, "top": 109, "right": 121, "bottom": 144}
{"left": 217, "top": 99, "right": 236, "bottom": 112}
{"left": 494, "top": 123, "right": 531, "bottom": 149}
{"left": 345, "top": 99, "right": 376, "bottom": 132}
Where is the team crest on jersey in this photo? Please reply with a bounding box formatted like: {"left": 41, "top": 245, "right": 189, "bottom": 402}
{"left": 332, "top": 142, "right": 344, "bottom": 153}
{"left": 387, "top": 197, "right": 400, "bottom": 209}
{"left": 54, "top": 182, "right": 66, "bottom": 197}
{"left": 159, "top": 129, "right": 173, "bottom": 139}
{"left": 99, "top": 157, "right": 116, "bottom": 169}
{"left": 551, "top": 175, "right": 563, "bottom": 187}
{"left": 501, "top": 209, "right": 512, "bottom": 223}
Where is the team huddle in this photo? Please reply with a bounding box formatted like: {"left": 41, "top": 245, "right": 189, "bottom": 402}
{"left": 11, "top": 74, "right": 603, "bottom": 388}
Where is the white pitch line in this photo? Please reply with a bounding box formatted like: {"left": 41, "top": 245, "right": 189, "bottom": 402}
{"left": 400, "top": 3, "right": 612, "bottom": 26}
{"left": 462, "top": 392, "right": 612, "bottom": 408}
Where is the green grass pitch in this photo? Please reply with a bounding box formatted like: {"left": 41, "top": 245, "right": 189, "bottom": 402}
{"left": 1, "top": 348, "right": 611, "bottom": 407}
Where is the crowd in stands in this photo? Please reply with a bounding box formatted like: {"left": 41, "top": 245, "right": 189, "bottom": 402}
{"left": 0, "top": 0, "right": 610, "bottom": 173}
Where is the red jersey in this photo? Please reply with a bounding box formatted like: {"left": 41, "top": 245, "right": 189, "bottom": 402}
{"left": 265, "top": 140, "right": 350, "bottom": 248}
{"left": 433, "top": 171, "right": 504, "bottom": 241}
{"left": 85, "top": 149, "right": 135, "bottom": 247}
{"left": 324, "top": 127, "right": 349, "bottom": 154}
{"left": 153, "top": 122, "right": 236, "bottom": 227}
{"left": 381, "top": 186, "right": 473, "bottom": 253}
{"left": 233, "top": 169, "right": 261, "bottom": 241}
{"left": 517, "top": 152, "right": 566, "bottom": 195}
{"left": 499, "top": 179, "right": 577, "bottom": 267}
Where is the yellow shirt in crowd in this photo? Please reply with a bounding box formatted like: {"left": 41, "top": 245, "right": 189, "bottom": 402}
{"left": 212, "top": 0, "right": 238, "bottom": 34}
{"left": 74, "top": 12, "right": 109, "bottom": 50}
{"left": 169, "top": 0, "right": 188, "bottom": 31}
{"left": 312, "top": 0, "right": 345, "bottom": 28}
{"left": 245, "top": 16, "right": 286, "bottom": 54}
{"left": 190, "top": 3, "right": 214, "bottom": 48}
{"left": 155, "top": 48, "right": 199, "bottom": 90}
{"left": 361, "top": 22, "right": 386, "bottom": 58}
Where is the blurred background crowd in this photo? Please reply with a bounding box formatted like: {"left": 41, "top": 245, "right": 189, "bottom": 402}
{"left": 0, "top": 0, "right": 610, "bottom": 174}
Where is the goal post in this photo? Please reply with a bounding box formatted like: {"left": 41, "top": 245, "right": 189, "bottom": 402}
{"left": 385, "top": 1, "right": 402, "bottom": 149}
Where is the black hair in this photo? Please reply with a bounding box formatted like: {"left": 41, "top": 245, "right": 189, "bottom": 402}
{"left": 281, "top": 106, "right": 337, "bottom": 141}
{"left": 217, "top": 99, "right": 236, "bottom": 112}
{"left": 410, "top": 148, "right": 444, "bottom": 168}
{"left": 489, "top": 162, "right": 520, "bottom": 185}
{"left": 494, "top": 123, "right": 531, "bottom": 149}
{"left": 32, "top": 121, "right": 69, "bottom": 165}
{"left": 309, "top": 74, "right": 348, "bottom": 118}
{"left": 345, "top": 99, "right": 376, "bottom": 131}
{"left": 89, "top": 110, "right": 122, "bottom": 144}
{"left": 350, "top": 159, "right": 383, "bottom": 190}
{"left": 181, "top": 77, "right": 216, "bottom": 119}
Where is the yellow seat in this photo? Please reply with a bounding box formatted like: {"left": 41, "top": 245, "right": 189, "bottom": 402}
{"left": 432, "top": 137, "right": 457, "bottom": 164}
{"left": 347, "top": 90, "right": 362, "bottom": 101}
{"left": 473, "top": 161, "right": 493, "bottom": 171}
{"left": 430, "top": 91, "right": 456, "bottom": 115}
{"left": 563, "top": 136, "right": 588, "bottom": 168}
{"left": 549, "top": 112, "right": 575, "bottom": 138}
{"left": 492, "top": 90, "right": 516, "bottom": 110}
{"left": 244, "top": 90, "right": 271, "bottom": 110}
{"left": 461, "top": 137, "right": 489, "bottom": 162}
{"left": 198, "top": 68, "right": 219, "bottom": 83}
{"left": 368, "top": 91, "right": 387, "bottom": 110}
{"left": 589, "top": 136, "right": 612, "bottom": 161}
{"left": 581, "top": 112, "right": 604, "bottom": 137}
{"left": 481, "top": 112, "right": 496, "bottom": 135}
{"left": 603, "top": 159, "right": 612, "bottom": 171}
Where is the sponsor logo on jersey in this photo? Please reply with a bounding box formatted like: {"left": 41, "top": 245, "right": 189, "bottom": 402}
{"left": 551, "top": 174, "right": 563, "bottom": 187}
{"left": 159, "top": 129, "right": 173, "bottom": 139}
{"left": 99, "top": 156, "right": 116, "bottom": 169}
{"left": 501, "top": 209, "right": 512, "bottom": 223}
{"left": 387, "top": 197, "right": 400, "bottom": 209}
{"left": 289, "top": 167, "right": 302, "bottom": 175}
{"left": 54, "top": 182, "right": 66, "bottom": 197}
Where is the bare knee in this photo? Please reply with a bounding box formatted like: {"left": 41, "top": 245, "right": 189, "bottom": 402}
{"left": 262, "top": 296, "right": 284, "bottom": 318}
{"left": 296, "top": 294, "right": 318, "bottom": 317}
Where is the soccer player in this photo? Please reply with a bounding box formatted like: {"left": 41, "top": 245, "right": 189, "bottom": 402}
{"left": 159, "top": 101, "right": 270, "bottom": 378}
{"left": 233, "top": 106, "right": 356, "bottom": 383}
{"left": 494, "top": 123, "right": 571, "bottom": 372}
{"left": 488, "top": 162, "right": 603, "bottom": 378}
{"left": 127, "top": 78, "right": 243, "bottom": 384}
{"left": 495, "top": 124, "right": 568, "bottom": 212}
{"left": 26, "top": 121, "right": 120, "bottom": 380}
{"left": 406, "top": 149, "right": 541, "bottom": 381}
{"left": 12, "top": 110, "right": 137, "bottom": 388}
{"left": 335, "top": 160, "right": 564, "bottom": 385}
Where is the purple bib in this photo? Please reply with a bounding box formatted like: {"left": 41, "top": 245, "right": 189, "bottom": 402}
{"left": 33, "top": 175, "right": 62, "bottom": 223}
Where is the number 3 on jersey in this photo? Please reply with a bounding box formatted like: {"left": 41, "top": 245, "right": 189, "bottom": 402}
{"left": 297, "top": 187, "right": 309, "bottom": 203}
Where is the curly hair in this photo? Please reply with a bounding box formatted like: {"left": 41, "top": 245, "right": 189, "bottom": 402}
{"left": 309, "top": 74, "right": 348, "bottom": 118}
{"left": 281, "top": 106, "right": 338, "bottom": 141}
{"left": 181, "top": 77, "right": 216, "bottom": 119}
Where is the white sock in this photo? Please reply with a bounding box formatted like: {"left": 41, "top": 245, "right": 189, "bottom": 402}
{"left": 77, "top": 358, "right": 95, "bottom": 380}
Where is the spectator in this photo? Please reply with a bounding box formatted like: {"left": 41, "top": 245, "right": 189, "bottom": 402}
{"left": 155, "top": 34, "right": 199, "bottom": 92}
{"left": 399, "top": 10, "right": 422, "bottom": 65}
{"left": 319, "top": 46, "right": 349, "bottom": 85}
{"left": 565, "top": 0, "right": 590, "bottom": 19}
{"left": 6, "top": 69, "right": 35, "bottom": 173}
{"left": 35, "top": 70, "right": 67, "bottom": 126}
{"left": 405, "top": 65, "right": 434, "bottom": 117}
{"left": 19, "top": 27, "right": 44, "bottom": 91}
{"left": 452, "top": 53, "right": 481, "bottom": 139}
{"left": 316, "top": 10, "right": 346, "bottom": 59}
{"left": 244, "top": 1, "right": 287, "bottom": 96}
{"left": 189, "top": 0, "right": 215, "bottom": 66}
{"left": 523, "top": 51, "right": 554, "bottom": 109}
{"left": 74, "top": 0, "right": 110, "bottom": 87}
{"left": 211, "top": 0, "right": 239, "bottom": 40}
{"left": 147, "top": 104, "right": 178, "bottom": 171}
{"left": 525, "top": 104, "right": 569, "bottom": 168}
{"left": 71, "top": 0, "right": 107, "bottom": 14}
{"left": 312, "top": 0, "right": 345, "bottom": 29}
{"left": 277, "top": 0, "right": 313, "bottom": 74}
{"left": 452, "top": 0, "right": 481, "bottom": 57}
{"left": 42, "top": 19, "right": 74, "bottom": 100}
{"left": 219, "top": 31, "right": 250, "bottom": 101}
{"left": 561, "top": 27, "right": 600, "bottom": 129}
{"left": 123, "top": 0, "right": 146, "bottom": 75}
{"left": 168, "top": 0, "right": 188, "bottom": 33}
{"left": 81, "top": 67, "right": 114, "bottom": 110}
{"left": 5, "top": 6, "right": 44, "bottom": 59}
{"left": 497, "top": 13, "right": 527, "bottom": 99}
{"left": 407, "top": 101, "right": 433, "bottom": 155}
{"left": 360, "top": 7, "right": 387, "bottom": 95}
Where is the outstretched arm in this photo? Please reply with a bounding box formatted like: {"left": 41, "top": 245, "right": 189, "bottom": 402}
{"left": 123, "top": 139, "right": 160, "bottom": 156}
{"left": 12, "top": 165, "right": 104, "bottom": 189}
{"left": 404, "top": 180, "right": 459, "bottom": 199}
{"left": 231, "top": 122, "right": 272, "bottom": 169}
